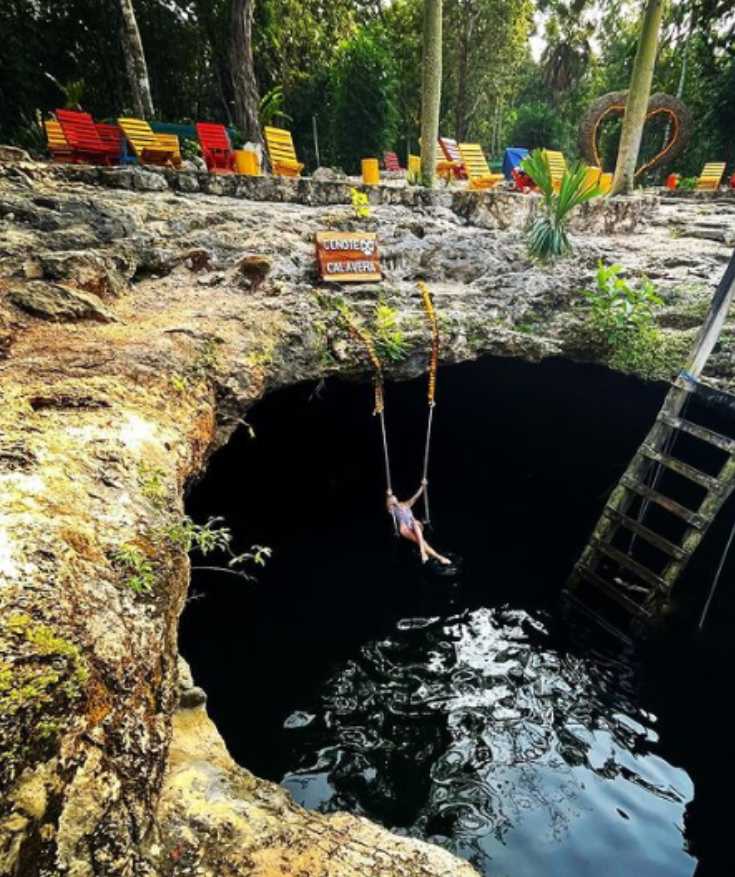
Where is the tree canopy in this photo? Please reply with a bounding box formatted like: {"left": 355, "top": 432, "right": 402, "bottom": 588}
{"left": 1, "top": 0, "right": 733, "bottom": 179}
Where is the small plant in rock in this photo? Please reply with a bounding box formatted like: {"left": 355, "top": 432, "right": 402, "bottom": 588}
{"left": 582, "top": 261, "right": 676, "bottom": 378}
{"left": 113, "top": 544, "right": 157, "bottom": 594}
{"left": 373, "top": 300, "right": 408, "bottom": 362}
{"left": 181, "top": 138, "right": 201, "bottom": 162}
{"left": 350, "top": 188, "right": 370, "bottom": 220}
{"left": 520, "top": 149, "right": 602, "bottom": 260}
{"left": 162, "top": 516, "right": 271, "bottom": 582}
{"left": 171, "top": 338, "right": 221, "bottom": 394}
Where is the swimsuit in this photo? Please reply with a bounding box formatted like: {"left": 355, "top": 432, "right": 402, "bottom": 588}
{"left": 392, "top": 504, "right": 417, "bottom": 533}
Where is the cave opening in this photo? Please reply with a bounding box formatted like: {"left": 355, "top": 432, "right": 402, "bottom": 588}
{"left": 180, "top": 355, "right": 735, "bottom": 877}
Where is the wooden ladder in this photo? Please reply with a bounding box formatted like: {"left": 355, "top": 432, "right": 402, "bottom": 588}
{"left": 566, "top": 248, "right": 735, "bottom": 632}
{"left": 566, "top": 378, "right": 735, "bottom": 627}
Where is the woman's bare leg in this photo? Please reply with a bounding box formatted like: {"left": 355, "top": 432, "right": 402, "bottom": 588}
{"left": 412, "top": 522, "right": 429, "bottom": 563}
{"left": 424, "top": 542, "right": 451, "bottom": 565}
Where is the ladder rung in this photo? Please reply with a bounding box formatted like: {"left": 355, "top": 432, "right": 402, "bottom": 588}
{"left": 640, "top": 444, "right": 721, "bottom": 491}
{"left": 575, "top": 564, "right": 653, "bottom": 619}
{"left": 561, "top": 590, "right": 635, "bottom": 645}
{"left": 602, "top": 507, "right": 688, "bottom": 560}
{"left": 591, "top": 539, "right": 668, "bottom": 592}
{"left": 620, "top": 476, "right": 706, "bottom": 528}
{"left": 659, "top": 414, "right": 735, "bottom": 454}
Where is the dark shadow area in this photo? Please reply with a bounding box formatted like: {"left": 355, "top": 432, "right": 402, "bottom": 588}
{"left": 179, "top": 355, "right": 735, "bottom": 876}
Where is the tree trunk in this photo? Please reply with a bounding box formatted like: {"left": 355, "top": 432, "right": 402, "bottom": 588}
{"left": 230, "top": 0, "right": 262, "bottom": 144}
{"left": 454, "top": 3, "right": 470, "bottom": 141}
{"left": 118, "top": 0, "right": 155, "bottom": 119}
{"left": 610, "top": 0, "right": 665, "bottom": 195}
{"left": 420, "top": 0, "right": 443, "bottom": 187}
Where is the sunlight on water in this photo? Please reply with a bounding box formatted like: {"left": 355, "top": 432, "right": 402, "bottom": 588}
{"left": 281, "top": 607, "right": 696, "bottom": 877}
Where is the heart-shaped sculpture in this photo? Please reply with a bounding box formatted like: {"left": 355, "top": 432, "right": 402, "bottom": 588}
{"left": 579, "top": 90, "right": 692, "bottom": 178}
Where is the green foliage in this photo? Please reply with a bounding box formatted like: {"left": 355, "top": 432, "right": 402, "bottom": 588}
{"left": 677, "top": 176, "right": 698, "bottom": 191}
{"left": 181, "top": 138, "right": 201, "bottom": 162}
{"left": 171, "top": 338, "right": 221, "bottom": 394}
{"left": 259, "top": 86, "right": 292, "bottom": 128}
{"left": 138, "top": 462, "right": 168, "bottom": 509}
{"left": 350, "top": 188, "right": 370, "bottom": 219}
{"left": 509, "top": 101, "right": 566, "bottom": 151}
{"left": 373, "top": 301, "right": 408, "bottom": 362}
{"left": 113, "top": 544, "right": 157, "bottom": 594}
{"left": 163, "top": 516, "right": 233, "bottom": 556}
{"left": 521, "top": 149, "right": 602, "bottom": 260}
{"left": 329, "top": 27, "right": 399, "bottom": 174}
{"left": 581, "top": 261, "right": 678, "bottom": 378}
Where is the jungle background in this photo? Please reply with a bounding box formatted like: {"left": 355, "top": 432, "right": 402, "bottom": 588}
{"left": 1, "top": 0, "right": 733, "bottom": 178}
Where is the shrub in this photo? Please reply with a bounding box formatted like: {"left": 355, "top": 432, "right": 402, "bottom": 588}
{"left": 521, "top": 149, "right": 602, "bottom": 260}
{"left": 581, "top": 261, "right": 676, "bottom": 378}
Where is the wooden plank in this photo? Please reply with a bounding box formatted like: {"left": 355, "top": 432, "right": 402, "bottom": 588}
{"left": 591, "top": 538, "right": 668, "bottom": 592}
{"left": 602, "top": 507, "right": 688, "bottom": 560}
{"left": 640, "top": 444, "right": 721, "bottom": 491}
{"left": 658, "top": 413, "right": 735, "bottom": 454}
{"left": 575, "top": 564, "right": 652, "bottom": 618}
{"left": 620, "top": 475, "right": 707, "bottom": 528}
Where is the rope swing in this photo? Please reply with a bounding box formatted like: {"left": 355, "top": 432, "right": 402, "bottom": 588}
{"left": 337, "top": 283, "right": 440, "bottom": 527}
{"left": 418, "top": 281, "right": 439, "bottom": 527}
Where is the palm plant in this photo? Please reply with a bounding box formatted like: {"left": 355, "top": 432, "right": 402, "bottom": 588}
{"left": 520, "top": 149, "right": 602, "bottom": 260}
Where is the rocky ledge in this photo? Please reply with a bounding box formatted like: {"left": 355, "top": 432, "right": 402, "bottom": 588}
{"left": 0, "top": 157, "right": 733, "bottom": 876}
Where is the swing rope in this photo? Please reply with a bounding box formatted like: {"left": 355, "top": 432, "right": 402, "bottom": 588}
{"left": 337, "top": 285, "right": 440, "bottom": 529}
{"left": 418, "top": 281, "right": 439, "bottom": 526}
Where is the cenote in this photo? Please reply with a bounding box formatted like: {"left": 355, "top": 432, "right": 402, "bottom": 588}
{"left": 180, "top": 356, "right": 735, "bottom": 877}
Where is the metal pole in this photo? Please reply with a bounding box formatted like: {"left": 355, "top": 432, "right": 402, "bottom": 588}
{"left": 312, "top": 115, "right": 321, "bottom": 168}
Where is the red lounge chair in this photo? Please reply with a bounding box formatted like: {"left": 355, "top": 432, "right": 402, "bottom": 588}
{"left": 438, "top": 136, "right": 467, "bottom": 179}
{"left": 196, "top": 122, "right": 235, "bottom": 174}
{"left": 55, "top": 109, "right": 113, "bottom": 165}
{"left": 95, "top": 123, "right": 125, "bottom": 164}
{"left": 383, "top": 151, "right": 403, "bottom": 172}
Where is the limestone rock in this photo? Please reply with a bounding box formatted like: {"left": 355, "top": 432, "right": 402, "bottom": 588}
{"left": 0, "top": 156, "right": 733, "bottom": 877}
{"left": 0, "top": 146, "right": 32, "bottom": 163}
{"left": 313, "top": 167, "right": 348, "bottom": 183}
{"left": 7, "top": 280, "right": 117, "bottom": 322}
{"left": 151, "top": 705, "right": 478, "bottom": 877}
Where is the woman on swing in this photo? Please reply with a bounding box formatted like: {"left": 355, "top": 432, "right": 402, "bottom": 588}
{"left": 387, "top": 480, "right": 451, "bottom": 565}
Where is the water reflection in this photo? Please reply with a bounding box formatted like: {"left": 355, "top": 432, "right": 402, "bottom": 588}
{"left": 281, "top": 607, "right": 696, "bottom": 877}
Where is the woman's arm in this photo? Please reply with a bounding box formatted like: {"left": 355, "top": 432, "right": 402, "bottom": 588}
{"left": 406, "top": 481, "right": 427, "bottom": 508}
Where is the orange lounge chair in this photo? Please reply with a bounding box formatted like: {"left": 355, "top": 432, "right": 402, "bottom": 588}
{"left": 196, "top": 122, "right": 235, "bottom": 174}
{"left": 45, "top": 119, "right": 73, "bottom": 163}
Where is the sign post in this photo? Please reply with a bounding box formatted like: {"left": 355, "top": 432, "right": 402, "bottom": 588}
{"left": 315, "top": 232, "right": 381, "bottom": 283}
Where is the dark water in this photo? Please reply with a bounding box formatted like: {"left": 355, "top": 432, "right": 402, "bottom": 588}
{"left": 181, "top": 357, "right": 735, "bottom": 877}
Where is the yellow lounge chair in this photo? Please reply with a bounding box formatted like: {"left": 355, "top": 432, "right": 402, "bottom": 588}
{"left": 45, "top": 119, "right": 73, "bottom": 162}
{"left": 155, "top": 133, "right": 182, "bottom": 168}
{"left": 697, "top": 162, "right": 726, "bottom": 191}
{"left": 117, "top": 117, "right": 178, "bottom": 167}
{"left": 542, "top": 150, "right": 567, "bottom": 190}
{"left": 457, "top": 143, "right": 504, "bottom": 190}
{"left": 264, "top": 126, "right": 304, "bottom": 177}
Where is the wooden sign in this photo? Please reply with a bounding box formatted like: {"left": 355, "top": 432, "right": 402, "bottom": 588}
{"left": 316, "top": 232, "right": 381, "bottom": 283}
